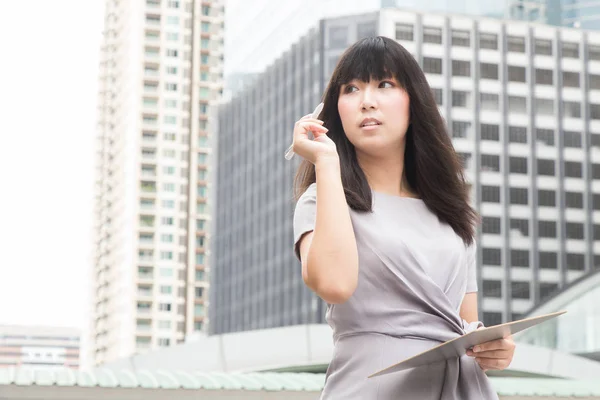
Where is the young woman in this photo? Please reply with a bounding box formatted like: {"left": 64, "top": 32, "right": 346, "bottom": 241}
{"left": 291, "top": 36, "right": 515, "bottom": 399}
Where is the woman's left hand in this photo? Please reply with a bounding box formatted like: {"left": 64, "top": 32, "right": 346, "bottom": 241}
{"left": 466, "top": 336, "right": 515, "bottom": 372}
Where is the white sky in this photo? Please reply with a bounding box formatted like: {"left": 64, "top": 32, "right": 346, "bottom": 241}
{"left": 0, "top": 0, "right": 104, "bottom": 330}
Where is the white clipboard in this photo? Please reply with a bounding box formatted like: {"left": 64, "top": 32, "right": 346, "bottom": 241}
{"left": 368, "top": 310, "right": 567, "bottom": 378}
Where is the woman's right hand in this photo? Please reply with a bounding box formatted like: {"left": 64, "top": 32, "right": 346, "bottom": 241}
{"left": 291, "top": 114, "right": 338, "bottom": 165}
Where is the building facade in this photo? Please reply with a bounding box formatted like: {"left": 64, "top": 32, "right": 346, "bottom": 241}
{"left": 213, "top": 9, "right": 600, "bottom": 334}
{"left": 0, "top": 325, "right": 80, "bottom": 369}
{"left": 91, "top": 0, "right": 224, "bottom": 366}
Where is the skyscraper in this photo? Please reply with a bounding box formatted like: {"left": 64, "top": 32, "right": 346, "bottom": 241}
{"left": 213, "top": 8, "right": 600, "bottom": 334}
{"left": 508, "top": 0, "right": 600, "bottom": 30}
{"left": 91, "top": 0, "right": 223, "bottom": 366}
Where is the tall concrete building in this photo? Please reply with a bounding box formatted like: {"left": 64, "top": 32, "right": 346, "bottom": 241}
{"left": 0, "top": 325, "right": 80, "bottom": 369}
{"left": 213, "top": 8, "right": 600, "bottom": 334}
{"left": 91, "top": 0, "right": 224, "bottom": 366}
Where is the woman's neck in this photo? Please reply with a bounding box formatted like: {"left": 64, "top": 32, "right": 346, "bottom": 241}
{"left": 356, "top": 150, "right": 417, "bottom": 198}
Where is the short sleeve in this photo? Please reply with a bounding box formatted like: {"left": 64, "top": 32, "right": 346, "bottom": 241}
{"left": 293, "top": 183, "right": 317, "bottom": 261}
{"left": 465, "top": 240, "right": 478, "bottom": 293}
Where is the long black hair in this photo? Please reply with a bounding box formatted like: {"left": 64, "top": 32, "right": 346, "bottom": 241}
{"left": 294, "top": 36, "right": 479, "bottom": 246}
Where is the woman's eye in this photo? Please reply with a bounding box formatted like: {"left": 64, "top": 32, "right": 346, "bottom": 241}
{"left": 344, "top": 85, "right": 358, "bottom": 93}
{"left": 380, "top": 81, "right": 394, "bottom": 88}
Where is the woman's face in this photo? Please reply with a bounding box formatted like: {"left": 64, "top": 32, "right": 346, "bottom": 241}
{"left": 337, "top": 77, "right": 410, "bottom": 156}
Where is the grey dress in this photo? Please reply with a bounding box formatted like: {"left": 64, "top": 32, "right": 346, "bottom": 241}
{"left": 293, "top": 183, "right": 499, "bottom": 400}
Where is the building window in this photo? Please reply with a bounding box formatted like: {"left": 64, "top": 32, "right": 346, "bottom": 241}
{"left": 483, "top": 312, "right": 502, "bottom": 327}
{"left": 509, "top": 157, "right": 527, "bottom": 174}
{"left": 480, "top": 63, "right": 499, "bottom": 80}
{"left": 508, "top": 66, "right": 526, "bottom": 82}
{"left": 563, "top": 102, "right": 581, "bottom": 119}
{"left": 451, "top": 29, "right": 470, "bottom": 47}
{"left": 395, "top": 23, "right": 414, "bottom": 41}
{"left": 201, "top": 5, "right": 210, "bottom": 15}
{"left": 483, "top": 248, "right": 502, "bottom": 265}
{"left": 507, "top": 36, "right": 525, "bottom": 52}
{"left": 589, "top": 45, "right": 600, "bottom": 61}
{"left": 166, "top": 49, "right": 178, "bottom": 57}
{"left": 567, "top": 253, "right": 585, "bottom": 270}
{"left": 536, "top": 129, "right": 554, "bottom": 146}
{"left": 201, "top": 22, "right": 210, "bottom": 33}
{"left": 538, "top": 220, "right": 557, "bottom": 238}
{"left": 562, "top": 42, "right": 579, "bottom": 58}
{"left": 591, "top": 104, "right": 600, "bottom": 120}
{"left": 511, "top": 250, "right": 529, "bottom": 267}
{"left": 432, "top": 88, "right": 443, "bottom": 105}
{"left": 535, "top": 68, "right": 553, "bottom": 85}
{"left": 479, "top": 33, "right": 498, "bottom": 50}
{"left": 159, "top": 303, "right": 172, "bottom": 312}
{"left": 483, "top": 217, "right": 501, "bottom": 234}
{"left": 423, "top": 26, "right": 442, "bottom": 44}
{"left": 539, "top": 252, "right": 557, "bottom": 269}
{"left": 481, "top": 154, "right": 500, "bottom": 172}
{"left": 511, "top": 281, "right": 530, "bottom": 299}
{"left": 480, "top": 93, "right": 499, "bottom": 110}
{"left": 564, "top": 131, "right": 582, "bottom": 148}
{"left": 508, "top": 96, "right": 527, "bottom": 114}
{"left": 328, "top": 26, "right": 348, "bottom": 49}
{"left": 566, "top": 222, "right": 584, "bottom": 240}
{"left": 564, "top": 161, "right": 582, "bottom": 178}
{"left": 510, "top": 187, "right": 528, "bottom": 205}
{"left": 562, "top": 71, "right": 579, "bottom": 88}
{"left": 162, "top": 216, "right": 174, "bottom": 225}
{"left": 510, "top": 218, "right": 529, "bottom": 236}
{"left": 509, "top": 126, "right": 528, "bottom": 143}
{"left": 482, "top": 186, "right": 500, "bottom": 203}
{"left": 158, "top": 338, "right": 171, "bottom": 346}
{"left": 540, "top": 282, "right": 559, "bottom": 301}
{"left": 452, "top": 121, "right": 471, "bottom": 138}
{"left": 537, "top": 159, "right": 555, "bottom": 176}
{"left": 423, "top": 57, "right": 442, "bottom": 74}
{"left": 452, "top": 90, "right": 471, "bottom": 108}
{"left": 535, "top": 98, "right": 554, "bottom": 116}
{"left": 538, "top": 189, "right": 556, "bottom": 207}
{"left": 483, "top": 280, "right": 502, "bottom": 298}
{"left": 481, "top": 124, "right": 499, "bottom": 141}
{"left": 452, "top": 60, "right": 471, "bottom": 77}
{"left": 195, "top": 287, "right": 204, "bottom": 297}
{"left": 535, "top": 39, "right": 552, "bottom": 55}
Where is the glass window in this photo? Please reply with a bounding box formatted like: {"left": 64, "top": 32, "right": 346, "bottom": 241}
{"left": 481, "top": 124, "right": 499, "bottom": 141}
{"left": 537, "top": 159, "right": 555, "bottom": 176}
{"left": 535, "top": 69, "right": 553, "bottom": 85}
{"left": 508, "top": 66, "right": 526, "bottom": 82}
{"left": 480, "top": 63, "right": 498, "bottom": 80}
{"left": 423, "top": 26, "right": 442, "bottom": 44}
{"left": 483, "top": 217, "right": 501, "bottom": 234}
{"left": 482, "top": 185, "right": 500, "bottom": 203}
{"left": 511, "top": 281, "right": 530, "bottom": 299}
{"left": 535, "top": 39, "right": 552, "bottom": 55}
{"left": 538, "top": 189, "right": 556, "bottom": 207}
{"left": 539, "top": 252, "right": 557, "bottom": 269}
{"left": 452, "top": 60, "right": 471, "bottom": 77}
{"left": 480, "top": 93, "right": 499, "bottom": 110}
{"left": 451, "top": 29, "right": 470, "bottom": 47}
{"left": 538, "top": 220, "right": 557, "bottom": 238}
{"left": 510, "top": 187, "right": 528, "bottom": 205}
{"left": 483, "top": 280, "right": 502, "bottom": 297}
{"left": 510, "top": 219, "right": 529, "bottom": 236}
{"left": 507, "top": 36, "right": 525, "bottom": 52}
{"left": 423, "top": 57, "right": 442, "bottom": 74}
{"left": 562, "top": 42, "right": 579, "bottom": 58}
{"left": 509, "top": 157, "right": 527, "bottom": 174}
{"left": 481, "top": 154, "right": 500, "bottom": 172}
{"left": 483, "top": 248, "right": 502, "bottom": 265}
{"left": 395, "top": 23, "right": 413, "bottom": 41}
{"left": 479, "top": 33, "right": 498, "bottom": 50}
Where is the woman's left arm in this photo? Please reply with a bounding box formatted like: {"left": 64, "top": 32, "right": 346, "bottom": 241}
{"left": 460, "top": 293, "right": 516, "bottom": 372}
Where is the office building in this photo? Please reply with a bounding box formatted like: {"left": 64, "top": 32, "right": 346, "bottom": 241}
{"left": 213, "top": 8, "right": 600, "bottom": 334}
{"left": 91, "top": 0, "right": 224, "bottom": 366}
{"left": 0, "top": 325, "right": 80, "bottom": 369}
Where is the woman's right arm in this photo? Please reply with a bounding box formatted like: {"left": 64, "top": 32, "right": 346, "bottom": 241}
{"left": 298, "top": 155, "right": 359, "bottom": 304}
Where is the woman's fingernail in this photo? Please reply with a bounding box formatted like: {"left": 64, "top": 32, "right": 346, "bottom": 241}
{"left": 473, "top": 346, "right": 480, "bottom": 352}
